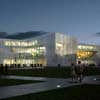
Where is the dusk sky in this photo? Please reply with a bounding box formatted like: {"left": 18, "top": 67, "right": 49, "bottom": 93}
{"left": 0, "top": 0, "right": 100, "bottom": 44}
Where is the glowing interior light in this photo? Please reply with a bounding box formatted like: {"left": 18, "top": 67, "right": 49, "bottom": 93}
{"left": 4, "top": 40, "right": 38, "bottom": 47}
{"left": 56, "top": 43, "right": 63, "bottom": 47}
{"left": 78, "top": 45, "right": 94, "bottom": 50}
{"left": 77, "top": 51, "right": 95, "bottom": 59}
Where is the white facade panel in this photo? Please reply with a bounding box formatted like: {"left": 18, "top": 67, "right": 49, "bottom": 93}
{"left": 0, "top": 32, "right": 77, "bottom": 67}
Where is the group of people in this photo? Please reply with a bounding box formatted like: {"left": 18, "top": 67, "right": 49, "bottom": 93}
{"left": 0, "top": 64, "right": 8, "bottom": 75}
{"left": 71, "top": 61, "right": 87, "bottom": 83}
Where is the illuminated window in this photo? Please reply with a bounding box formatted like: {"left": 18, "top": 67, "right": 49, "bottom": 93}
{"left": 77, "top": 51, "right": 96, "bottom": 59}
{"left": 4, "top": 40, "right": 38, "bottom": 47}
{"left": 78, "top": 45, "right": 94, "bottom": 50}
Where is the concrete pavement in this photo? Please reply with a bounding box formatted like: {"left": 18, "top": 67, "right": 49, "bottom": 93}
{"left": 0, "top": 75, "right": 100, "bottom": 99}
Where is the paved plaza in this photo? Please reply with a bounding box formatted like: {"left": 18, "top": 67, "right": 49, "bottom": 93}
{"left": 0, "top": 75, "right": 100, "bottom": 99}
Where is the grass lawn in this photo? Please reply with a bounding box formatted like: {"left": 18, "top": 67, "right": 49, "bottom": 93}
{"left": 7, "top": 67, "right": 100, "bottom": 78}
{"left": 0, "top": 78, "right": 43, "bottom": 87}
{"left": 3, "top": 84, "right": 100, "bottom": 100}
{"left": 8, "top": 67, "right": 71, "bottom": 78}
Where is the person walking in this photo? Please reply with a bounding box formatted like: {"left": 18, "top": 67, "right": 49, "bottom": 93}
{"left": 5, "top": 64, "right": 8, "bottom": 75}
{"left": 71, "top": 63, "right": 76, "bottom": 82}
{"left": 77, "top": 61, "right": 84, "bottom": 83}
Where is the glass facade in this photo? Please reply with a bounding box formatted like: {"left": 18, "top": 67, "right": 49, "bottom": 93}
{"left": 1, "top": 32, "right": 98, "bottom": 67}
{"left": 77, "top": 51, "right": 96, "bottom": 59}
{"left": 77, "top": 44, "right": 98, "bottom": 64}
{"left": 0, "top": 39, "right": 46, "bottom": 66}
{"left": 55, "top": 33, "right": 77, "bottom": 66}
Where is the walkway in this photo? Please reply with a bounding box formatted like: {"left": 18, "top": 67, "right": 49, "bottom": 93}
{"left": 0, "top": 75, "right": 100, "bottom": 99}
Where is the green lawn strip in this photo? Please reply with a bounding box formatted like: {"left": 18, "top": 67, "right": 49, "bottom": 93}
{"left": 8, "top": 67, "right": 71, "bottom": 78}
{"left": 7, "top": 67, "right": 100, "bottom": 78}
{"left": 3, "top": 84, "right": 100, "bottom": 100}
{"left": 0, "top": 78, "right": 43, "bottom": 87}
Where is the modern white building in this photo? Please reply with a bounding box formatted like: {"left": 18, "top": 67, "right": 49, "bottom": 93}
{"left": 0, "top": 32, "right": 100, "bottom": 67}
{"left": 0, "top": 32, "right": 77, "bottom": 67}
{"left": 77, "top": 44, "right": 100, "bottom": 66}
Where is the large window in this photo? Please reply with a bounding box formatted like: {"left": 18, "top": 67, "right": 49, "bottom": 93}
{"left": 78, "top": 45, "right": 94, "bottom": 50}
{"left": 56, "top": 42, "right": 63, "bottom": 56}
{"left": 4, "top": 40, "right": 38, "bottom": 47}
{"left": 77, "top": 51, "right": 96, "bottom": 59}
{"left": 11, "top": 46, "right": 46, "bottom": 57}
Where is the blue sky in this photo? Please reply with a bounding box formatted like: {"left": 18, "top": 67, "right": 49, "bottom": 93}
{"left": 0, "top": 0, "right": 100, "bottom": 44}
